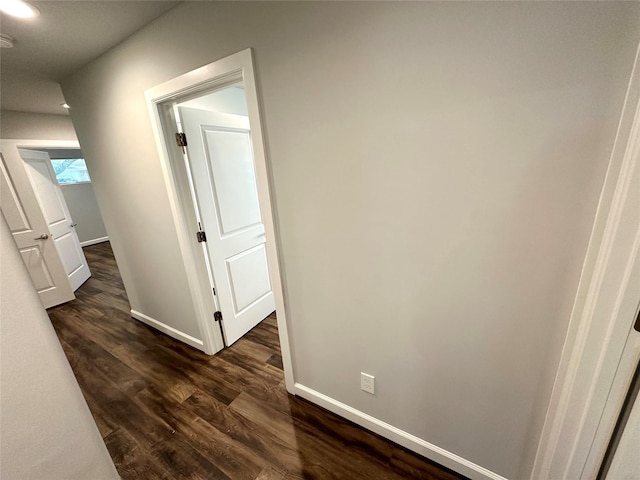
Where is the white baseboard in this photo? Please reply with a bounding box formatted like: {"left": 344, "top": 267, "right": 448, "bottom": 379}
{"left": 293, "top": 383, "right": 507, "bottom": 480}
{"left": 80, "top": 236, "right": 109, "bottom": 247}
{"left": 130, "top": 309, "right": 205, "bottom": 351}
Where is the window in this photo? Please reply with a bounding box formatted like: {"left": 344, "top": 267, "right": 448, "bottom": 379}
{"left": 50, "top": 158, "right": 91, "bottom": 184}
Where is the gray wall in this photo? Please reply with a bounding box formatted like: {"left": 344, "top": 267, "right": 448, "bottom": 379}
{"left": 61, "top": 2, "right": 640, "bottom": 478}
{"left": 0, "top": 216, "right": 119, "bottom": 480}
{"left": 61, "top": 183, "right": 108, "bottom": 244}
{"left": 0, "top": 110, "right": 77, "bottom": 140}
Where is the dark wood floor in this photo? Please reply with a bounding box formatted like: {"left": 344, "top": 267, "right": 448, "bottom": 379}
{"left": 48, "top": 242, "right": 464, "bottom": 480}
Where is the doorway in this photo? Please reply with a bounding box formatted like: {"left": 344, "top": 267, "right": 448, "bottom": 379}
{"left": 19, "top": 147, "right": 91, "bottom": 292}
{"left": 0, "top": 139, "right": 98, "bottom": 308}
{"left": 176, "top": 89, "right": 275, "bottom": 346}
{"left": 145, "top": 49, "right": 293, "bottom": 391}
{"left": 39, "top": 147, "right": 109, "bottom": 248}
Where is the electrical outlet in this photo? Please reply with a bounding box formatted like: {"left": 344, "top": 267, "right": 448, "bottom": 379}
{"left": 361, "top": 372, "right": 375, "bottom": 394}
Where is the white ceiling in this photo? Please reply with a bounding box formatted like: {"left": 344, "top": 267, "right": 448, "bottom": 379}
{"left": 0, "top": 0, "right": 180, "bottom": 115}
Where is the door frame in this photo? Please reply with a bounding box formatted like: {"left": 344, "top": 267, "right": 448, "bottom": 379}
{"left": 145, "top": 48, "right": 295, "bottom": 391}
{"left": 531, "top": 44, "right": 640, "bottom": 480}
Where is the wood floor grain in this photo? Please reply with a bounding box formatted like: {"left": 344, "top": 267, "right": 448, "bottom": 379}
{"left": 48, "top": 242, "right": 465, "bottom": 480}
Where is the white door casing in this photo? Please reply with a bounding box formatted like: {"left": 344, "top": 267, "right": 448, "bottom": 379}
{"left": 19, "top": 148, "right": 91, "bottom": 292}
{"left": 0, "top": 141, "right": 74, "bottom": 308}
{"left": 145, "top": 49, "right": 295, "bottom": 390}
{"left": 606, "top": 356, "right": 640, "bottom": 480}
{"left": 531, "top": 43, "right": 640, "bottom": 480}
{"left": 178, "top": 107, "right": 275, "bottom": 345}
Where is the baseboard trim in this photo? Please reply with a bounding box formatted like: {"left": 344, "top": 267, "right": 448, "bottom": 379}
{"left": 293, "top": 383, "right": 507, "bottom": 480}
{"left": 130, "top": 309, "right": 204, "bottom": 351}
{"left": 80, "top": 236, "right": 109, "bottom": 247}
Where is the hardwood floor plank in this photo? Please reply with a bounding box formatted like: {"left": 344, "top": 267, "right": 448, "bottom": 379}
{"left": 50, "top": 304, "right": 151, "bottom": 355}
{"left": 104, "top": 428, "right": 142, "bottom": 466}
{"left": 220, "top": 337, "right": 275, "bottom": 363}
{"left": 243, "top": 325, "right": 280, "bottom": 351}
{"left": 47, "top": 242, "right": 464, "bottom": 480}
{"left": 215, "top": 346, "right": 284, "bottom": 385}
{"left": 66, "top": 346, "right": 177, "bottom": 450}
{"left": 56, "top": 324, "right": 150, "bottom": 396}
{"left": 230, "top": 392, "right": 405, "bottom": 480}
{"left": 287, "top": 396, "right": 396, "bottom": 467}
{"left": 149, "top": 434, "right": 231, "bottom": 480}
{"left": 230, "top": 392, "right": 299, "bottom": 448}
{"left": 208, "top": 355, "right": 291, "bottom": 412}
{"left": 151, "top": 344, "right": 242, "bottom": 406}
{"left": 108, "top": 344, "right": 198, "bottom": 399}
{"left": 254, "top": 465, "right": 289, "bottom": 480}
{"left": 184, "top": 389, "right": 309, "bottom": 476}
{"left": 135, "top": 386, "right": 266, "bottom": 480}
{"left": 115, "top": 453, "right": 175, "bottom": 480}
{"left": 266, "top": 352, "right": 284, "bottom": 370}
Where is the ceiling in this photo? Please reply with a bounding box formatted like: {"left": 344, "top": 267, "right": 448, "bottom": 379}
{"left": 0, "top": 0, "right": 180, "bottom": 115}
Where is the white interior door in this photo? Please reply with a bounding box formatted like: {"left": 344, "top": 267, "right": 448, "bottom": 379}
{"left": 178, "top": 106, "right": 275, "bottom": 345}
{"left": 19, "top": 149, "right": 91, "bottom": 292}
{"left": 0, "top": 150, "right": 74, "bottom": 308}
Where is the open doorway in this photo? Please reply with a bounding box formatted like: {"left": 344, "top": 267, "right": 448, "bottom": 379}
{"left": 145, "top": 49, "right": 293, "bottom": 391}
{"left": 176, "top": 86, "right": 276, "bottom": 347}
{"left": 39, "top": 147, "right": 109, "bottom": 248}
{"left": 0, "top": 139, "right": 107, "bottom": 307}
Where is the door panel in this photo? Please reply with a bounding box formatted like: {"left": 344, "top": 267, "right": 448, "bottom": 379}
{"left": 20, "top": 149, "right": 91, "bottom": 292}
{"left": 55, "top": 231, "right": 84, "bottom": 274}
{"left": 205, "top": 129, "right": 262, "bottom": 235}
{"left": 179, "top": 106, "right": 275, "bottom": 346}
{"left": 226, "top": 244, "right": 271, "bottom": 313}
{"left": 20, "top": 246, "right": 56, "bottom": 291}
{"left": 1, "top": 160, "right": 32, "bottom": 233}
{"left": 0, "top": 147, "right": 74, "bottom": 308}
{"left": 25, "top": 159, "right": 67, "bottom": 224}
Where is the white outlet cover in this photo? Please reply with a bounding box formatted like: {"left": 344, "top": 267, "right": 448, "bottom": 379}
{"left": 361, "top": 372, "right": 375, "bottom": 394}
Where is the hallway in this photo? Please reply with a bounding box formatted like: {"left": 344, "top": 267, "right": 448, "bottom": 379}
{"left": 48, "top": 242, "right": 463, "bottom": 480}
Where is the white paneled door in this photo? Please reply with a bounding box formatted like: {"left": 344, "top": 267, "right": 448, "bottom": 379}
{"left": 1, "top": 147, "right": 74, "bottom": 308}
{"left": 19, "top": 148, "right": 91, "bottom": 293}
{"left": 179, "top": 106, "right": 275, "bottom": 345}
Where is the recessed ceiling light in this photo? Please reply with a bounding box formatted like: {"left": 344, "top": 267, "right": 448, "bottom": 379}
{"left": 0, "top": 33, "right": 14, "bottom": 48}
{"left": 61, "top": 103, "right": 70, "bottom": 109}
{"left": 0, "top": 0, "right": 40, "bottom": 19}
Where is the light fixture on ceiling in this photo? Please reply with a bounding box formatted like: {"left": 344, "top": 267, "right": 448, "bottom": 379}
{"left": 61, "top": 103, "right": 71, "bottom": 110}
{"left": 0, "top": 0, "right": 40, "bottom": 19}
{"left": 0, "top": 33, "right": 14, "bottom": 48}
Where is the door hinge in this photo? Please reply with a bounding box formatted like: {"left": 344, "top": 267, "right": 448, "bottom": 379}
{"left": 196, "top": 222, "right": 206, "bottom": 243}
{"left": 175, "top": 132, "right": 187, "bottom": 152}
{"left": 214, "top": 311, "right": 223, "bottom": 322}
